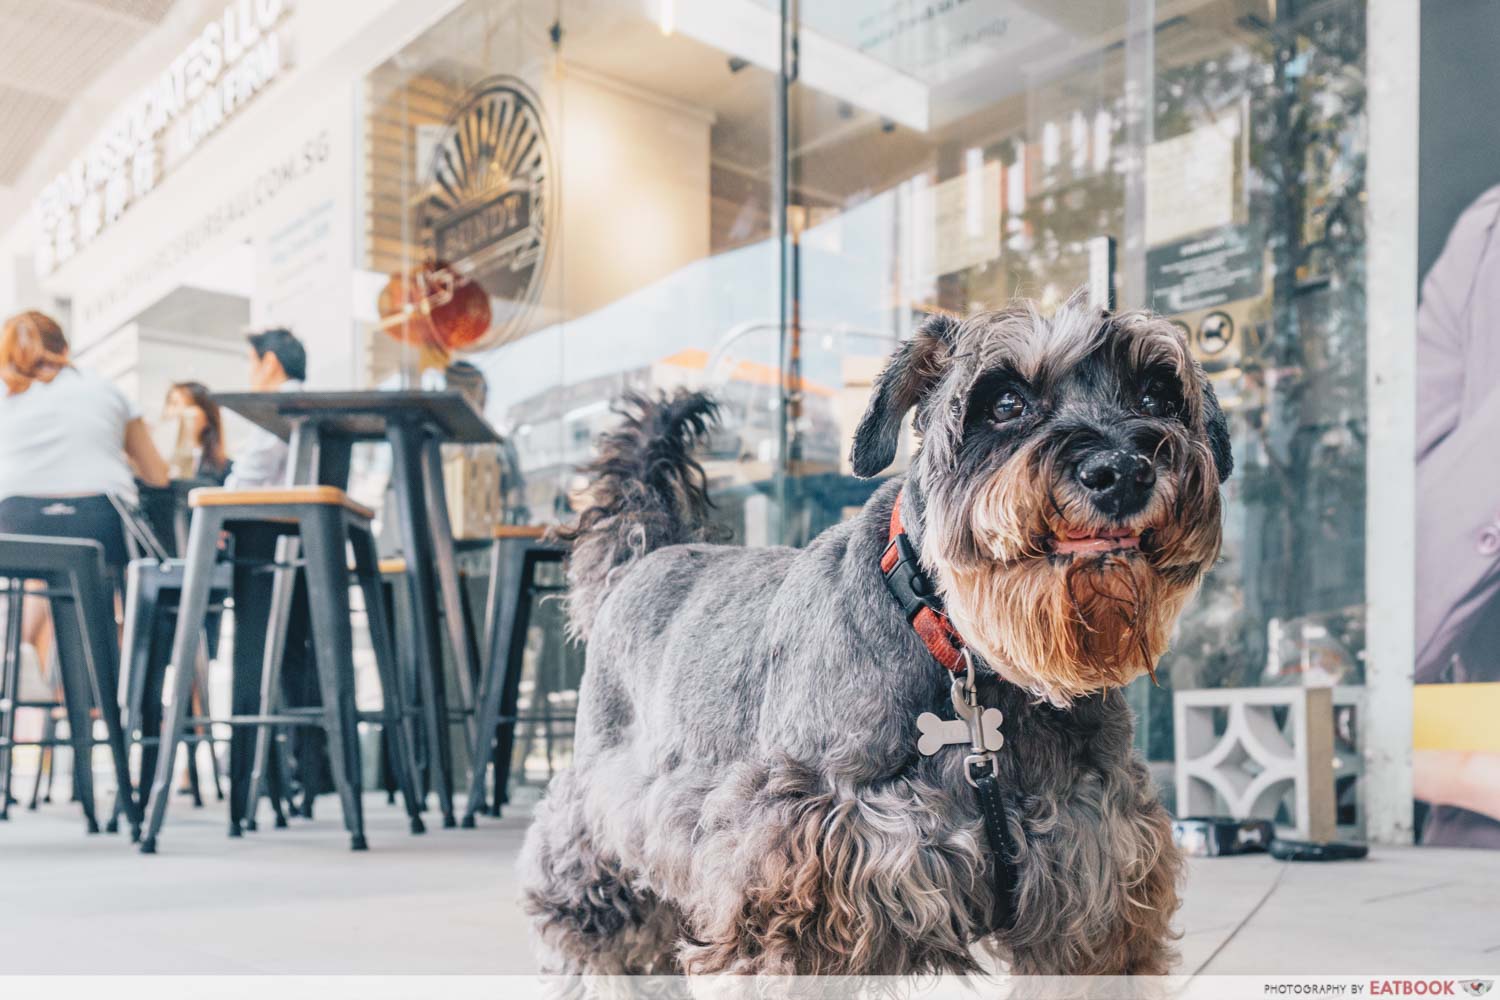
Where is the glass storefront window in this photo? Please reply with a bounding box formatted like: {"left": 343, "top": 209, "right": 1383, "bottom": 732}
{"left": 783, "top": 2, "right": 1367, "bottom": 824}
{"left": 1146, "top": 3, "right": 1368, "bottom": 827}
{"left": 365, "top": 0, "right": 1370, "bottom": 818}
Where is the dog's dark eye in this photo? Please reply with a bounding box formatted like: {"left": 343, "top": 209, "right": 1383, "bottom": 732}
{"left": 992, "top": 391, "right": 1026, "bottom": 423}
{"left": 1138, "top": 379, "right": 1180, "bottom": 418}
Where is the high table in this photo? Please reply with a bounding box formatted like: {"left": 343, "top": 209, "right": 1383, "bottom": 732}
{"left": 213, "top": 390, "right": 498, "bottom": 828}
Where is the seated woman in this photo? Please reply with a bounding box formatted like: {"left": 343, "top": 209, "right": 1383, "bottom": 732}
{"left": 0, "top": 310, "right": 170, "bottom": 666}
{"left": 162, "top": 381, "right": 232, "bottom": 485}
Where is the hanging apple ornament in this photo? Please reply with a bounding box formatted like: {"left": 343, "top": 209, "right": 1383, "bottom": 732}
{"left": 377, "top": 260, "right": 492, "bottom": 352}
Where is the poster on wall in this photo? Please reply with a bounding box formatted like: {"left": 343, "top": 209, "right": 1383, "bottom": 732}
{"left": 1411, "top": 1, "right": 1500, "bottom": 850}
{"left": 1414, "top": 181, "right": 1500, "bottom": 849}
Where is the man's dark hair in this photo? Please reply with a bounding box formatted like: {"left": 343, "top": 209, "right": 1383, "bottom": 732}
{"left": 246, "top": 327, "right": 306, "bottom": 383}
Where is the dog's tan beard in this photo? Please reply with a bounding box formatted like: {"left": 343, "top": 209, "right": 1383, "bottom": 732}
{"left": 939, "top": 556, "right": 1192, "bottom": 706}
{"left": 925, "top": 437, "right": 1223, "bottom": 707}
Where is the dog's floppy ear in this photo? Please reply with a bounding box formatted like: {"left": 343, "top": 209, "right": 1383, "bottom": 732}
{"left": 1201, "top": 375, "right": 1233, "bottom": 483}
{"left": 850, "top": 313, "right": 960, "bottom": 478}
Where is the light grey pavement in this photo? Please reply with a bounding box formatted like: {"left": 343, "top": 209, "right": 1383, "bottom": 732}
{"left": 0, "top": 792, "right": 1496, "bottom": 975}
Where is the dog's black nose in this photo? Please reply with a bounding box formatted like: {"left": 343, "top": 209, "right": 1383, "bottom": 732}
{"left": 1076, "top": 449, "right": 1155, "bottom": 516}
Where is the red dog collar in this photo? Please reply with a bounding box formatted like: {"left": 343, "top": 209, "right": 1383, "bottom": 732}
{"left": 880, "top": 491, "right": 966, "bottom": 673}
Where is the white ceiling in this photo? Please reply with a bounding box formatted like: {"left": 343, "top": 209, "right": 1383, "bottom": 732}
{"left": 0, "top": 0, "right": 181, "bottom": 185}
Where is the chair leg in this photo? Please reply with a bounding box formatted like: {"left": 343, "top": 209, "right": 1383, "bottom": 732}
{"left": 0, "top": 581, "right": 22, "bottom": 821}
{"left": 350, "top": 527, "right": 424, "bottom": 835}
{"left": 185, "top": 644, "right": 215, "bottom": 808}
{"left": 420, "top": 437, "right": 480, "bottom": 755}
{"left": 42, "top": 720, "right": 56, "bottom": 804}
{"left": 29, "top": 714, "right": 56, "bottom": 810}
{"left": 201, "top": 638, "right": 225, "bottom": 804}
{"left": 118, "top": 563, "right": 155, "bottom": 806}
{"left": 492, "top": 551, "right": 548, "bottom": 816}
{"left": 300, "top": 510, "right": 366, "bottom": 851}
{"left": 390, "top": 574, "right": 427, "bottom": 795}
{"left": 186, "top": 729, "right": 204, "bottom": 807}
{"left": 51, "top": 589, "right": 99, "bottom": 833}
{"left": 140, "top": 511, "right": 221, "bottom": 854}
{"left": 388, "top": 426, "right": 455, "bottom": 827}
{"left": 245, "top": 538, "right": 298, "bottom": 834}
{"left": 379, "top": 729, "right": 396, "bottom": 805}
{"left": 462, "top": 541, "right": 529, "bottom": 827}
{"left": 65, "top": 557, "right": 143, "bottom": 838}
{"left": 267, "top": 737, "right": 290, "bottom": 828}
{"left": 27, "top": 747, "right": 44, "bottom": 811}
{"left": 112, "top": 564, "right": 157, "bottom": 831}
{"left": 376, "top": 577, "right": 399, "bottom": 806}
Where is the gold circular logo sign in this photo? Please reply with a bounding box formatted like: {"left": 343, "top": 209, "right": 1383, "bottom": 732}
{"left": 421, "top": 76, "right": 555, "bottom": 352}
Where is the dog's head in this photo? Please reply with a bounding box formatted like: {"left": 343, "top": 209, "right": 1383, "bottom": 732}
{"left": 852, "top": 297, "right": 1232, "bottom": 706}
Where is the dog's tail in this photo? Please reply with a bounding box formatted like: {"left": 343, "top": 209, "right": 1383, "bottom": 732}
{"left": 555, "top": 390, "right": 720, "bottom": 640}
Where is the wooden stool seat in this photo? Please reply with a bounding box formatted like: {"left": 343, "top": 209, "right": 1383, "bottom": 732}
{"left": 492, "top": 524, "right": 550, "bottom": 541}
{"left": 189, "top": 486, "right": 375, "bottom": 521}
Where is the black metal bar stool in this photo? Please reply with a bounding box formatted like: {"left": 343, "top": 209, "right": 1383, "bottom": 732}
{"left": 461, "top": 524, "right": 568, "bottom": 827}
{"left": 381, "top": 540, "right": 488, "bottom": 808}
{"left": 110, "top": 556, "right": 231, "bottom": 831}
{"left": 369, "top": 557, "right": 417, "bottom": 808}
{"left": 120, "top": 479, "right": 230, "bottom": 814}
{"left": 0, "top": 536, "right": 141, "bottom": 838}
{"left": 138, "top": 487, "right": 425, "bottom": 854}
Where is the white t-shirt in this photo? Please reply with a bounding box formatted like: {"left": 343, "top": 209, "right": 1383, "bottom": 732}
{"left": 223, "top": 379, "right": 302, "bottom": 489}
{"left": 0, "top": 367, "right": 142, "bottom": 504}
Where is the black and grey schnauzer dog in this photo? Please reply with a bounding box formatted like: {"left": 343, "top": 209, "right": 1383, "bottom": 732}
{"left": 520, "top": 296, "right": 1232, "bottom": 976}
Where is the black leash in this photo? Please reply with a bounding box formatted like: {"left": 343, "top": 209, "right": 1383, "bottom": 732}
{"left": 968, "top": 755, "right": 1017, "bottom": 931}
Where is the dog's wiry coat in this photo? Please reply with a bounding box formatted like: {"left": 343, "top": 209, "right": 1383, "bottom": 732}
{"left": 521, "top": 296, "right": 1231, "bottom": 977}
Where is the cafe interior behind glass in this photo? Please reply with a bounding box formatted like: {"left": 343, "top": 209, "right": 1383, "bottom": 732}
{"left": 354, "top": 0, "right": 1368, "bottom": 821}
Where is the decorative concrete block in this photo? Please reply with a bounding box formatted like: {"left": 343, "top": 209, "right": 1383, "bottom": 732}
{"left": 1173, "top": 686, "right": 1339, "bottom": 841}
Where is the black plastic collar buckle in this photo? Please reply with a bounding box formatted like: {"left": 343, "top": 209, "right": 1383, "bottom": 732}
{"left": 882, "top": 532, "right": 942, "bottom": 622}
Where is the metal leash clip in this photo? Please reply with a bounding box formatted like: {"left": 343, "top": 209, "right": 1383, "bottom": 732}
{"left": 953, "top": 649, "right": 1002, "bottom": 787}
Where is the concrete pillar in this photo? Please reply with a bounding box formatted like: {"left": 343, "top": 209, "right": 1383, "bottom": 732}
{"left": 1363, "top": 0, "right": 1419, "bottom": 845}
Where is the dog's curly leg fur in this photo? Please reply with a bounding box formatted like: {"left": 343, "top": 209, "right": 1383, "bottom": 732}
{"left": 675, "top": 758, "right": 993, "bottom": 976}
{"left": 520, "top": 772, "right": 685, "bottom": 975}
{"left": 1003, "top": 758, "right": 1183, "bottom": 977}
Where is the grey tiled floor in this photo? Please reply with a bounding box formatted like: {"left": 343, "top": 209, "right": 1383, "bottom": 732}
{"left": 0, "top": 791, "right": 1495, "bottom": 974}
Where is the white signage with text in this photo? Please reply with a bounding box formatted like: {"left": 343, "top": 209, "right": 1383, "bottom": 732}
{"left": 32, "top": 0, "right": 295, "bottom": 277}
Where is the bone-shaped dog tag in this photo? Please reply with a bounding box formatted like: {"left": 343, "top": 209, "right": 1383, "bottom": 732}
{"left": 915, "top": 705, "right": 1004, "bottom": 756}
{"left": 916, "top": 713, "right": 970, "bottom": 755}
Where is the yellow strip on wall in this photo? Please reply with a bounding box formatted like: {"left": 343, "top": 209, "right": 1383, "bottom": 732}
{"left": 1414, "top": 682, "right": 1500, "bottom": 752}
